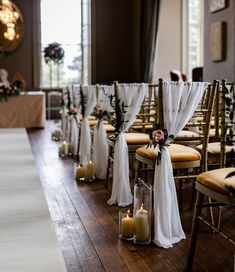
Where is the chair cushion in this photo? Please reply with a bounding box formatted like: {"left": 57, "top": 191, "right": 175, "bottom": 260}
{"left": 197, "top": 142, "right": 235, "bottom": 154}
{"left": 124, "top": 133, "right": 150, "bottom": 145}
{"left": 136, "top": 144, "right": 201, "bottom": 162}
{"left": 197, "top": 167, "right": 235, "bottom": 195}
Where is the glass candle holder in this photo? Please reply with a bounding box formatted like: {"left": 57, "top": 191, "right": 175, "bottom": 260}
{"left": 51, "top": 130, "right": 61, "bottom": 141}
{"left": 133, "top": 179, "right": 152, "bottom": 244}
{"left": 119, "top": 209, "right": 134, "bottom": 240}
{"left": 67, "top": 143, "right": 74, "bottom": 157}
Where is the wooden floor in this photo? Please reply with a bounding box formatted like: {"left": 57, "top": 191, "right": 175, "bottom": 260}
{"left": 27, "top": 121, "right": 235, "bottom": 272}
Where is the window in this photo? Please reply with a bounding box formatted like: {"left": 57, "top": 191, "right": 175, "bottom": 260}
{"left": 40, "top": 0, "right": 91, "bottom": 88}
{"left": 182, "top": 0, "right": 203, "bottom": 79}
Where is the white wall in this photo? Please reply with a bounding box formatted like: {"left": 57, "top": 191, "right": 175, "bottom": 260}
{"left": 153, "top": 0, "right": 182, "bottom": 81}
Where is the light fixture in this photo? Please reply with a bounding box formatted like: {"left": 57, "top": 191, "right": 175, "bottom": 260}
{"left": 0, "top": 0, "right": 22, "bottom": 41}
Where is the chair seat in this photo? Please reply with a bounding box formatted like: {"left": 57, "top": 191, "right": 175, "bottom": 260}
{"left": 176, "top": 130, "right": 201, "bottom": 139}
{"left": 197, "top": 167, "right": 235, "bottom": 195}
{"left": 104, "top": 124, "right": 115, "bottom": 132}
{"left": 197, "top": 142, "right": 235, "bottom": 154}
{"left": 136, "top": 144, "right": 201, "bottom": 162}
{"left": 89, "top": 120, "right": 108, "bottom": 128}
{"left": 124, "top": 132, "right": 150, "bottom": 145}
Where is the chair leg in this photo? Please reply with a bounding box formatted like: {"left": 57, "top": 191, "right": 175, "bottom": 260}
{"left": 105, "top": 145, "right": 113, "bottom": 189}
{"left": 134, "top": 159, "right": 141, "bottom": 183}
{"left": 208, "top": 197, "right": 215, "bottom": 228}
{"left": 178, "top": 178, "right": 183, "bottom": 212}
{"left": 186, "top": 191, "right": 204, "bottom": 271}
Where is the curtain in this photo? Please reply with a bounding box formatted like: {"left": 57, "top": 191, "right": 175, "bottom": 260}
{"left": 107, "top": 83, "right": 148, "bottom": 206}
{"left": 153, "top": 81, "right": 208, "bottom": 248}
{"left": 141, "top": 0, "right": 161, "bottom": 82}
{"left": 93, "top": 85, "right": 114, "bottom": 179}
{"left": 79, "top": 85, "right": 97, "bottom": 165}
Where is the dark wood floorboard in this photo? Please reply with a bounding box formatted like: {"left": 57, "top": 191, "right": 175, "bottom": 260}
{"left": 27, "top": 121, "right": 235, "bottom": 272}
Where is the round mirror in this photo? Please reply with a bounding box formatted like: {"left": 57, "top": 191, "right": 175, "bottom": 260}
{"left": 0, "top": 0, "right": 24, "bottom": 55}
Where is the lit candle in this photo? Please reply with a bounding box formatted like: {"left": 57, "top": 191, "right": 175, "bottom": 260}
{"left": 121, "top": 210, "right": 134, "bottom": 239}
{"left": 135, "top": 203, "right": 149, "bottom": 242}
{"left": 54, "top": 130, "right": 61, "bottom": 139}
{"left": 68, "top": 143, "right": 74, "bottom": 155}
{"left": 84, "top": 160, "right": 94, "bottom": 180}
{"left": 59, "top": 146, "right": 62, "bottom": 156}
{"left": 76, "top": 164, "right": 84, "bottom": 179}
{"left": 61, "top": 141, "right": 68, "bottom": 156}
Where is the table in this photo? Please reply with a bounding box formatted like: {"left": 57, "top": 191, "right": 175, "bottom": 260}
{"left": 0, "top": 128, "right": 67, "bottom": 272}
{"left": 0, "top": 92, "right": 46, "bottom": 128}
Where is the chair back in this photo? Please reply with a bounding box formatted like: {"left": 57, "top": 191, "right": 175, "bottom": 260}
{"left": 132, "top": 83, "right": 159, "bottom": 132}
{"left": 158, "top": 79, "right": 217, "bottom": 172}
{"left": 220, "top": 80, "right": 235, "bottom": 168}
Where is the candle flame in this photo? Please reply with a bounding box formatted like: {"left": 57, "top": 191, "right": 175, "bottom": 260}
{"left": 140, "top": 203, "right": 144, "bottom": 211}
{"left": 126, "top": 209, "right": 130, "bottom": 218}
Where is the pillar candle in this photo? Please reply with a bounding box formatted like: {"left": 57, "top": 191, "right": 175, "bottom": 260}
{"left": 68, "top": 143, "right": 74, "bottom": 154}
{"left": 61, "top": 141, "right": 68, "bottom": 156}
{"left": 76, "top": 164, "right": 84, "bottom": 179}
{"left": 121, "top": 212, "right": 134, "bottom": 238}
{"left": 84, "top": 160, "right": 94, "bottom": 180}
{"left": 135, "top": 204, "right": 149, "bottom": 241}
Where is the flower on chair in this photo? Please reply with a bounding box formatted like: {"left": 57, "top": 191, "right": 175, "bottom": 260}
{"left": 147, "top": 126, "right": 174, "bottom": 164}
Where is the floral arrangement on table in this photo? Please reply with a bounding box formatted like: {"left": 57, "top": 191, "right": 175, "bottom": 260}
{"left": 43, "top": 42, "right": 65, "bottom": 64}
{"left": 0, "top": 83, "right": 21, "bottom": 102}
{"left": 147, "top": 126, "right": 174, "bottom": 164}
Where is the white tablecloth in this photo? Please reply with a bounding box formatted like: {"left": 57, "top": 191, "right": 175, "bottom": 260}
{"left": 0, "top": 92, "right": 46, "bottom": 128}
{"left": 0, "top": 128, "right": 67, "bottom": 272}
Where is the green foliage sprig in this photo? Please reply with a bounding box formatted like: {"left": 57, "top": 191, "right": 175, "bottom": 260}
{"left": 80, "top": 87, "right": 87, "bottom": 117}
{"left": 109, "top": 92, "right": 129, "bottom": 136}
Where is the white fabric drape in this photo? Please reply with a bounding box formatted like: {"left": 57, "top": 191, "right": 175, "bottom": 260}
{"left": 107, "top": 83, "right": 148, "bottom": 206}
{"left": 70, "top": 85, "right": 81, "bottom": 155}
{"left": 70, "top": 115, "right": 79, "bottom": 155}
{"left": 153, "top": 81, "right": 208, "bottom": 248}
{"left": 93, "top": 85, "right": 114, "bottom": 179}
{"left": 79, "top": 85, "right": 97, "bottom": 165}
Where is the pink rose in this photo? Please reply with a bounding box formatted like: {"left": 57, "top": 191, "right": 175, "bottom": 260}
{"left": 152, "top": 130, "right": 165, "bottom": 141}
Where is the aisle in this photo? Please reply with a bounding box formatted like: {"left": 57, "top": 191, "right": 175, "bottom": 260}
{"left": 0, "top": 128, "right": 67, "bottom": 272}
{"left": 27, "top": 121, "right": 235, "bottom": 272}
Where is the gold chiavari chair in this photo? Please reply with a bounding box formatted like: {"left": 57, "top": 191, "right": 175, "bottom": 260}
{"left": 105, "top": 81, "right": 159, "bottom": 189}
{"left": 134, "top": 79, "right": 217, "bottom": 211}
{"left": 186, "top": 80, "right": 235, "bottom": 271}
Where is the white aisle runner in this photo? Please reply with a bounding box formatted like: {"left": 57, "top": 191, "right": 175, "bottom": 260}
{"left": 0, "top": 129, "right": 67, "bottom": 272}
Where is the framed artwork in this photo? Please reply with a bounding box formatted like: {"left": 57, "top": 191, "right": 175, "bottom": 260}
{"left": 210, "top": 21, "right": 226, "bottom": 62}
{"left": 209, "top": 0, "right": 227, "bottom": 13}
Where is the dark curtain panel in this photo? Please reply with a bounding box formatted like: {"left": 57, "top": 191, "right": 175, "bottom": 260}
{"left": 141, "top": 0, "right": 161, "bottom": 82}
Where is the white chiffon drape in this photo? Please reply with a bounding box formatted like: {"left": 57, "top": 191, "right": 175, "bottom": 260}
{"left": 70, "top": 85, "right": 80, "bottom": 155}
{"left": 79, "top": 85, "right": 97, "bottom": 165}
{"left": 61, "top": 88, "right": 69, "bottom": 140}
{"left": 153, "top": 81, "right": 208, "bottom": 248}
{"left": 93, "top": 85, "right": 114, "bottom": 179}
{"left": 107, "top": 83, "right": 148, "bottom": 206}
